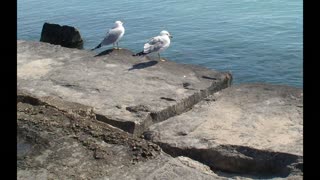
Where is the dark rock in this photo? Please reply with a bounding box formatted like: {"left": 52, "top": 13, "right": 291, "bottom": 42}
{"left": 40, "top": 22, "right": 83, "bottom": 49}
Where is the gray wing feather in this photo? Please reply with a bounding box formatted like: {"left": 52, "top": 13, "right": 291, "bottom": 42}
{"left": 143, "top": 36, "right": 164, "bottom": 53}
{"left": 101, "top": 28, "right": 122, "bottom": 45}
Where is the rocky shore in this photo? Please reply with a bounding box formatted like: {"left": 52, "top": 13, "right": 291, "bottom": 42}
{"left": 17, "top": 40, "right": 303, "bottom": 179}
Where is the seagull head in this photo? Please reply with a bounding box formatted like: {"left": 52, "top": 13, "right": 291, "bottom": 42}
{"left": 160, "top": 30, "right": 173, "bottom": 39}
{"left": 114, "top": 21, "right": 124, "bottom": 27}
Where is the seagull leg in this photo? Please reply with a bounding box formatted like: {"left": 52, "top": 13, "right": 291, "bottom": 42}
{"left": 112, "top": 43, "right": 116, "bottom": 49}
{"left": 116, "top": 42, "right": 121, "bottom": 50}
{"left": 159, "top": 53, "right": 166, "bottom": 62}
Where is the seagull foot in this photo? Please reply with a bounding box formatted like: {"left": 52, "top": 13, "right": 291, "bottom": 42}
{"left": 160, "top": 59, "right": 166, "bottom": 62}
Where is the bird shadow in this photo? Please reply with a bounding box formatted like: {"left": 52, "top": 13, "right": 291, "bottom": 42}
{"left": 128, "top": 60, "right": 158, "bottom": 71}
{"left": 94, "top": 49, "right": 114, "bottom": 57}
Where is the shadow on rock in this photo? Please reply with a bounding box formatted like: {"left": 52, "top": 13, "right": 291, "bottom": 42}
{"left": 94, "top": 49, "right": 114, "bottom": 57}
{"left": 128, "top": 61, "right": 158, "bottom": 71}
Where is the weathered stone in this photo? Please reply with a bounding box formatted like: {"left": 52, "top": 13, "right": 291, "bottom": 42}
{"left": 17, "top": 93, "right": 230, "bottom": 180}
{"left": 40, "top": 22, "right": 83, "bottom": 49}
{"left": 17, "top": 40, "right": 302, "bottom": 179}
{"left": 108, "top": 155, "right": 227, "bottom": 180}
{"left": 147, "top": 84, "right": 303, "bottom": 178}
{"left": 17, "top": 89, "right": 95, "bottom": 119}
{"left": 17, "top": 40, "right": 232, "bottom": 135}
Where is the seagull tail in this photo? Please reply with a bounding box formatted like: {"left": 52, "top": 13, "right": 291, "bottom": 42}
{"left": 91, "top": 43, "right": 102, "bottom": 51}
{"left": 133, "top": 51, "right": 148, "bottom": 56}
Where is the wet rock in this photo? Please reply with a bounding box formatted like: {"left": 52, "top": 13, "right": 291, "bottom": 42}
{"left": 40, "top": 22, "right": 83, "bottom": 49}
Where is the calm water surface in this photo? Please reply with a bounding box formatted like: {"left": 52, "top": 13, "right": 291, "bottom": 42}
{"left": 18, "top": 0, "right": 302, "bottom": 87}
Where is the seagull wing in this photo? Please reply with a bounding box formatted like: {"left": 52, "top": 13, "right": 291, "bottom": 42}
{"left": 143, "top": 36, "right": 165, "bottom": 54}
{"left": 101, "top": 27, "right": 123, "bottom": 46}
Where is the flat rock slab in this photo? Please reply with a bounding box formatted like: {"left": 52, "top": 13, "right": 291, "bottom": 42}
{"left": 17, "top": 93, "right": 229, "bottom": 180}
{"left": 17, "top": 40, "right": 232, "bottom": 135}
{"left": 148, "top": 84, "right": 303, "bottom": 177}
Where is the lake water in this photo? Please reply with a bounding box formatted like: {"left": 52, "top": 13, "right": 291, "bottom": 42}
{"left": 18, "top": 0, "right": 303, "bottom": 87}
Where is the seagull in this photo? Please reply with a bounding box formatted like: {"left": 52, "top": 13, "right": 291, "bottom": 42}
{"left": 134, "top": 30, "right": 172, "bottom": 61}
{"left": 91, "top": 21, "right": 125, "bottom": 50}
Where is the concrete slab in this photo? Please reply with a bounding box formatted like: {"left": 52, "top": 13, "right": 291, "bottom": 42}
{"left": 17, "top": 40, "right": 232, "bottom": 135}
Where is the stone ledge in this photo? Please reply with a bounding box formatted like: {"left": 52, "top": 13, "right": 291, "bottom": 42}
{"left": 17, "top": 40, "right": 232, "bottom": 135}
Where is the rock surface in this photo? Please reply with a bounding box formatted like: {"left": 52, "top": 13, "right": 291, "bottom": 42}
{"left": 17, "top": 92, "right": 229, "bottom": 180}
{"left": 17, "top": 90, "right": 302, "bottom": 179}
{"left": 17, "top": 40, "right": 302, "bottom": 179}
{"left": 147, "top": 84, "right": 303, "bottom": 178}
{"left": 17, "top": 40, "right": 232, "bottom": 135}
{"left": 40, "top": 23, "right": 83, "bottom": 49}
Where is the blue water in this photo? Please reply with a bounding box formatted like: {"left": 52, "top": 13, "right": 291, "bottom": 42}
{"left": 18, "top": 0, "right": 302, "bottom": 87}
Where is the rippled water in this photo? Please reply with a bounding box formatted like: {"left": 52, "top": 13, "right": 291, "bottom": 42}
{"left": 18, "top": 0, "right": 302, "bottom": 87}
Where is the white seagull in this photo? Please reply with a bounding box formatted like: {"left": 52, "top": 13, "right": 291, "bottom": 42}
{"left": 134, "top": 30, "right": 172, "bottom": 61}
{"left": 91, "top": 20, "right": 125, "bottom": 50}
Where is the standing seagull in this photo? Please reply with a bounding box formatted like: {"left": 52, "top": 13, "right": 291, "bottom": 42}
{"left": 91, "top": 21, "right": 125, "bottom": 50}
{"left": 134, "top": 30, "right": 172, "bottom": 61}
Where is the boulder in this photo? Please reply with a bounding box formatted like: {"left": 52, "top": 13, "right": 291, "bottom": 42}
{"left": 147, "top": 84, "right": 303, "bottom": 178}
{"left": 40, "top": 22, "right": 83, "bottom": 49}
